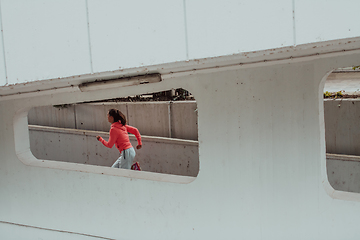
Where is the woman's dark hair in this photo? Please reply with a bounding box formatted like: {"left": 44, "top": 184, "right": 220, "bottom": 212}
{"left": 108, "top": 108, "right": 127, "bottom": 125}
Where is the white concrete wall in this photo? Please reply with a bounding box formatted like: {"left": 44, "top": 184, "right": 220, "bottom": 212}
{"left": 1, "top": 0, "right": 360, "bottom": 238}
{"left": 126, "top": 102, "right": 170, "bottom": 138}
{"left": 28, "top": 101, "right": 198, "bottom": 140}
{"left": 29, "top": 125, "right": 199, "bottom": 177}
{"left": 0, "top": 0, "right": 92, "bottom": 85}
{"left": 74, "top": 103, "right": 128, "bottom": 132}
{"left": 186, "top": 0, "right": 294, "bottom": 59}
{"left": 28, "top": 105, "right": 76, "bottom": 129}
{"left": 87, "top": 0, "right": 187, "bottom": 73}
{"left": 324, "top": 99, "right": 360, "bottom": 155}
{"left": 0, "top": 0, "right": 359, "bottom": 86}
{"left": 295, "top": 0, "right": 360, "bottom": 45}
{"left": 171, "top": 101, "right": 198, "bottom": 140}
{"left": 2, "top": 37, "right": 360, "bottom": 239}
{"left": 0, "top": 46, "right": 360, "bottom": 239}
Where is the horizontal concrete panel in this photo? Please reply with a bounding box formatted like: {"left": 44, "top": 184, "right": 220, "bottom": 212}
{"left": 324, "top": 72, "right": 360, "bottom": 94}
{"left": 87, "top": 0, "right": 187, "bottom": 73}
{"left": 28, "top": 101, "right": 199, "bottom": 140}
{"left": 29, "top": 125, "right": 199, "bottom": 177}
{"left": 75, "top": 103, "right": 127, "bottom": 132}
{"left": 28, "top": 105, "right": 76, "bottom": 129}
{"left": 186, "top": 0, "right": 294, "bottom": 59}
{"left": 171, "top": 101, "right": 198, "bottom": 140}
{"left": 1, "top": 0, "right": 91, "bottom": 84}
{"left": 30, "top": 126, "right": 119, "bottom": 166}
{"left": 295, "top": 0, "right": 360, "bottom": 44}
{"left": 127, "top": 102, "right": 170, "bottom": 137}
{"left": 327, "top": 154, "right": 360, "bottom": 193}
{"left": 138, "top": 137, "right": 198, "bottom": 176}
{"left": 324, "top": 99, "right": 360, "bottom": 155}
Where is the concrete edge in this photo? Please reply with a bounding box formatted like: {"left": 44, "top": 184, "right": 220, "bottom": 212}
{"left": 326, "top": 153, "right": 360, "bottom": 162}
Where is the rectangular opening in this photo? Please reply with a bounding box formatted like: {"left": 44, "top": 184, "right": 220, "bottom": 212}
{"left": 26, "top": 88, "right": 199, "bottom": 180}
{"left": 323, "top": 66, "right": 360, "bottom": 193}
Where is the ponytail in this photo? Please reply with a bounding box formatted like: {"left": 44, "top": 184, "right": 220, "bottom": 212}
{"left": 108, "top": 108, "right": 127, "bottom": 125}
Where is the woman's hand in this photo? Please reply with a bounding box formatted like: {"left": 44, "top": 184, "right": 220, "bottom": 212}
{"left": 96, "top": 135, "right": 101, "bottom": 141}
{"left": 136, "top": 144, "right": 142, "bottom": 149}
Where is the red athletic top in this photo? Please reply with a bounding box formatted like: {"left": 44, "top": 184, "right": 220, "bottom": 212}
{"left": 99, "top": 122, "right": 142, "bottom": 153}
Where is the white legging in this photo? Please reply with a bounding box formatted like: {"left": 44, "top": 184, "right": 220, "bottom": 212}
{"left": 111, "top": 147, "right": 136, "bottom": 169}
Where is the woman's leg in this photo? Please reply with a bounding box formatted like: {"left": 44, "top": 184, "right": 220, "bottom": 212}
{"left": 111, "top": 153, "right": 123, "bottom": 168}
{"left": 120, "top": 147, "right": 136, "bottom": 169}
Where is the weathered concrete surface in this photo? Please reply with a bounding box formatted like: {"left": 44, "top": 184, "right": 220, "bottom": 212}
{"left": 74, "top": 103, "right": 127, "bottom": 132}
{"left": 171, "top": 101, "right": 198, "bottom": 140}
{"left": 28, "top": 105, "right": 76, "bottom": 129}
{"left": 324, "top": 99, "right": 360, "bottom": 155}
{"left": 324, "top": 72, "right": 360, "bottom": 94}
{"left": 2, "top": 37, "right": 360, "bottom": 239}
{"left": 327, "top": 154, "right": 360, "bottom": 193}
{"left": 126, "top": 102, "right": 170, "bottom": 138}
{"left": 28, "top": 101, "right": 198, "bottom": 140}
{"left": 29, "top": 125, "right": 199, "bottom": 177}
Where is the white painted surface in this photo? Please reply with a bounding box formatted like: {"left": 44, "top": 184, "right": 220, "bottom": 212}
{"left": 87, "top": 0, "right": 187, "bottom": 73}
{"left": 29, "top": 125, "right": 199, "bottom": 177}
{"left": 186, "top": 0, "right": 294, "bottom": 59}
{"left": 0, "top": 0, "right": 91, "bottom": 84}
{"left": 295, "top": 0, "right": 360, "bottom": 45}
{"left": 2, "top": 39, "right": 360, "bottom": 239}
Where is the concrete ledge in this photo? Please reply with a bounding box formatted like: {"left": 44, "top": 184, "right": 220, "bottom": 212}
{"left": 327, "top": 71, "right": 360, "bottom": 80}
{"left": 28, "top": 125, "right": 199, "bottom": 179}
{"left": 326, "top": 153, "right": 360, "bottom": 162}
{"left": 327, "top": 153, "right": 360, "bottom": 194}
{"left": 324, "top": 98, "right": 360, "bottom": 102}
